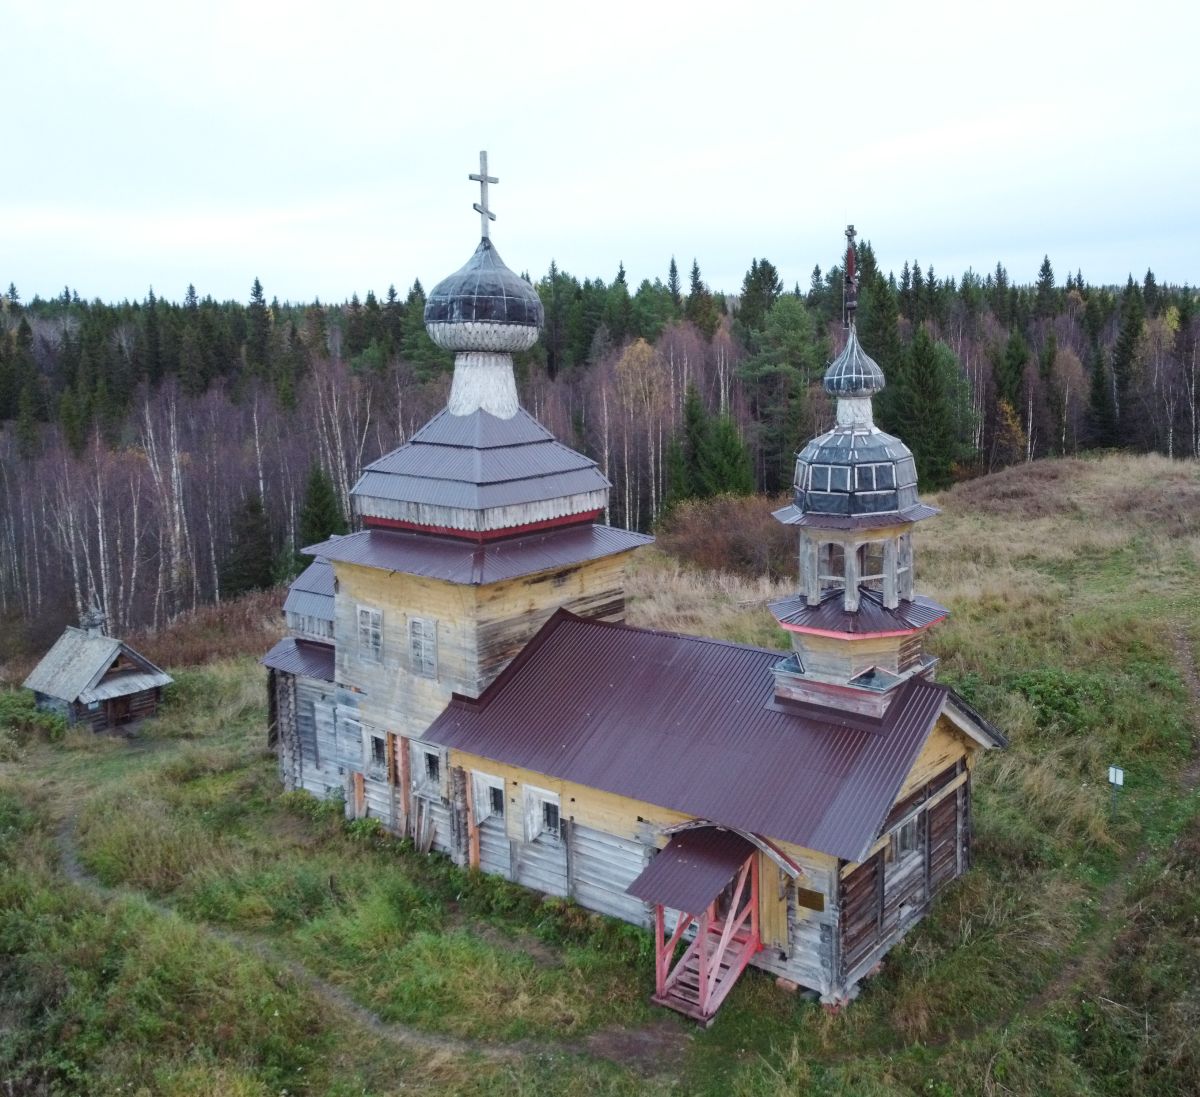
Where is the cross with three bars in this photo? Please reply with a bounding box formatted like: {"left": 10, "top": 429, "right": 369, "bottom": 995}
{"left": 470, "top": 151, "right": 498, "bottom": 239}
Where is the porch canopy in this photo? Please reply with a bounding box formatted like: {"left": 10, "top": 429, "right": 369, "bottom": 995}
{"left": 627, "top": 828, "right": 756, "bottom": 914}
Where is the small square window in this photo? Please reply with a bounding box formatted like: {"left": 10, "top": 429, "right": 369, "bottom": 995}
{"left": 542, "top": 801, "right": 560, "bottom": 835}
{"left": 424, "top": 752, "right": 440, "bottom": 785}
{"left": 489, "top": 785, "right": 505, "bottom": 816}
{"left": 371, "top": 736, "right": 386, "bottom": 769}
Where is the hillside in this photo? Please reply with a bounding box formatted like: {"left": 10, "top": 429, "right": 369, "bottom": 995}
{"left": 1, "top": 452, "right": 1198, "bottom": 1096}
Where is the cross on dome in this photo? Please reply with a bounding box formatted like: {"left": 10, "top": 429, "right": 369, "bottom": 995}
{"left": 843, "top": 224, "right": 858, "bottom": 327}
{"left": 470, "top": 151, "right": 498, "bottom": 239}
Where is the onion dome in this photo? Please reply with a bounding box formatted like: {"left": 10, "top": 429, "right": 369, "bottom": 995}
{"left": 822, "top": 325, "right": 885, "bottom": 397}
{"left": 424, "top": 238, "right": 543, "bottom": 353}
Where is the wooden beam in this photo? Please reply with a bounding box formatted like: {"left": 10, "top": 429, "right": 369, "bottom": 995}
{"left": 398, "top": 736, "right": 411, "bottom": 839}
{"left": 464, "top": 770, "right": 480, "bottom": 869}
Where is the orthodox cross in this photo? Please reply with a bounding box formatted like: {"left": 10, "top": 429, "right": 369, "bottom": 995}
{"left": 470, "top": 151, "right": 498, "bottom": 239}
{"left": 843, "top": 223, "right": 859, "bottom": 325}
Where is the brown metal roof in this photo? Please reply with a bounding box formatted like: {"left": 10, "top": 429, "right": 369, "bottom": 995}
{"left": 626, "top": 828, "right": 756, "bottom": 913}
{"left": 424, "top": 611, "right": 968, "bottom": 862}
{"left": 305, "top": 523, "right": 652, "bottom": 586}
{"left": 261, "top": 636, "right": 335, "bottom": 682}
{"left": 768, "top": 589, "right": 949, "bottom": 635}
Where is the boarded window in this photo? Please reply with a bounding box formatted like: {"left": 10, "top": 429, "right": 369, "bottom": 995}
{"left": 337, "top": 715, "right": 362, "bottom": 773}
{"left": 409, "top": 617, "right": 437, "bottom": 679}
{"left": 472, "top": 771, "right": 505, "bottom": 824}
{"left": 357, "top": 605, "right": 383, "bottom": 662}
{"left": 523, "top": 785, "right": 561, "bottom": 843}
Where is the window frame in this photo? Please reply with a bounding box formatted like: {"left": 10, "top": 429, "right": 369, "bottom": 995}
{"left": 472, "top": 771, "right": 505, "bottom": 825}
{"left": 356, "top": 604, "right": 383, "bottom": 663}
{"left": 408, "top": 615, "right": 438, "bottom": 679}
{"left": 522, "top": 784, "right": 562, "bottom": 844}
{"left": 410, "top": 742, "right": 443, "bottom": 797}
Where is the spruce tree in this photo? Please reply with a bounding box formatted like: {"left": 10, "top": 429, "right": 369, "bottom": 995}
{"left": 700, "top": 415, "right": 755, "bottom": 496}
{"left": 685, "top": 260, "right": 718, "bottom": 340}
{"left": 1035, "top": 255, "right": 1057, "bottom": 318}
{"left": 223, "top": 493, "right": 275, "bottom": 597}
{"left": 299, "top": 463, "right": 347, "bottom": 550}
{"left": 1087, "top": 345, "right": 1118, "bottom": 447}
{"left": 1111, "top": 279, "right": 1145, "bottom": 429}
{"left": 885, "top": 329, "right": 962, "bottom": 489}
{"left": 667, "top": 257, "right": 682, "bottom": 311}
{"left": 247, "top": 277, "right": 270, "bottom": 374}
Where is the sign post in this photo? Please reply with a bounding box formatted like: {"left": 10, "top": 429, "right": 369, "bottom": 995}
{"left": 1107, "top": 764, "right": 1124, "bottom": 821}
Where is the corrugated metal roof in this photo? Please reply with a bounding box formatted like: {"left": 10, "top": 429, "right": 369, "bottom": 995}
{"left": 411, "top": 408, "right": 554, "bottom": 449}
{"left": 261, "top": 636, "right": 336, "bottom": 682}
{"left": 353, "top": 467, "right": 609, "bottom": 509}
{"left": 23, "top": 627, "right": 170, "bottom": 703}
{"left": 772, "top": 502, "right": 941, "bottom": 528}
{"left": 768, "top": 589, "right": 949, "bottom": 634}
{"left": 352, "top": 406, "right": 611, "bottom": 532}
{"left": 365, "top": 439, "right": 594, "bottom": 483}
{"left": 305, "top": 524, "right": 653, "bottom": 586}
{"left": 283, "top": 559, "right": 336, "bottom": 622}
{"left": 79, "top": 671, "right": 172, "bottom": 704}
{"left": 626, "top": 828, "right": 756, "bottom": 912}
{"left": 425, "top": 612, "right": 967, "bottom": 862}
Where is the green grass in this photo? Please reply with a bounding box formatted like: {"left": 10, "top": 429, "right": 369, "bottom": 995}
{"left": 1, "top": 453, "right": 1199, "bottom": 1095}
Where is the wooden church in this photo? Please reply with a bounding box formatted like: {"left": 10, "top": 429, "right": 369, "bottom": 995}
{"left": 263, "top": 159, "right": 1004, "bottom": 1022}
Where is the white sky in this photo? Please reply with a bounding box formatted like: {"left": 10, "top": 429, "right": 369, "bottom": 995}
{"left": 3, "top": 0, "right": 1196, "bottom": 304}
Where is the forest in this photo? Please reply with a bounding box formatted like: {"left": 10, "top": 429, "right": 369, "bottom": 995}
{"left": 0, "top": 244, "right": 1196, "bottom": 650}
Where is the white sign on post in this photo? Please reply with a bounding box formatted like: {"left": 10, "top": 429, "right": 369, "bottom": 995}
{"left": 1108, "top": 765, "right": 1124, "bottom": 787}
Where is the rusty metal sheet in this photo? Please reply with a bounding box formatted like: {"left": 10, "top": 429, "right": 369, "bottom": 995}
{"left": 304, "top": 524, "right": 653, "bottom": 586}
{"left": 261, "top": 637, "right": 335, "bottom": 683}
{"left": 768, "top": 590, "right": 949, "bottom": 634}
{"left": 424, "top": 612, "right": 956, "bottom": 862}
{"left": 626, "top": 828, "right": 755, "bottom": 913}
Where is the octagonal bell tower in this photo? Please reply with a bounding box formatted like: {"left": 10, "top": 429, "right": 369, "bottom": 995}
{"left": 769, "top": 227, "right": 947, "bottom": 714}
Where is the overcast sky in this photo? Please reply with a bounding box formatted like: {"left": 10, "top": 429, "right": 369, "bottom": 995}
{"left": 4, "top": 0, "right": 1196, "bottom": 304}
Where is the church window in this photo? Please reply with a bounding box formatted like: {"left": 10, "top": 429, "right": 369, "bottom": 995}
{"left": 818, "top": 543, "right": 845, "bottom": 591}
{"left": 409, "top": 741, "right": 443, "bottom": 796}
{"left": 364, "top": 730, "right": 386, "bottom": 778}
{"left": 409, "top": 617, "right": 438, "bottom": 678}
{"left": 523, "top": 785, "right": 561, "bottom": 843}
{"left": 472, "top": 771, "right": 505, "bottom": 823}
{"left": 357, "top": 606, "right": 383, "bottom": 662}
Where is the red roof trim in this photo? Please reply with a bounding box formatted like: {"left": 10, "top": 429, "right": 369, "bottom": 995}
{"left": 778, "top": 616, "right": 946, "bottom": 640}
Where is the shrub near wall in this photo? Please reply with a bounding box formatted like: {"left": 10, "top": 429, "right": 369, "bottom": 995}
{"left": 656, "top": 494, "right": 796, "bottom": 580}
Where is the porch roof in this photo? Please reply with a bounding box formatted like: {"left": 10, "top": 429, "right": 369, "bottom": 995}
{"left": 626, "top": 828, "right": 756, "bottom": 914}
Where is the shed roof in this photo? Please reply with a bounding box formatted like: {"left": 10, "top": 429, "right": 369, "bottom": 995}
{"left": 23, "top": 627, "right": 172, "bottom": 704}
{"left": 626, "top": 828, "right": 756, "bottom": 913}
{"left": 305, "top": 523, "right": 652, "bottom": 586}
{"left": 425, "top": 612, "right": 1001, "bottom": 862}
{"left": 261, "top": 636, "right": 336, "bottom": 682}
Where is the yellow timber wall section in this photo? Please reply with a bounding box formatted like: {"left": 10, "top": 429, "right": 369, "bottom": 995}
{"left": 449, "top": 748, "right": 840, "bottom": 954}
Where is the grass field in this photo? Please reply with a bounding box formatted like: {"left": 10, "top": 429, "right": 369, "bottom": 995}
{"left": 1, "top": 453, "right": 1198, "bottom": 1096}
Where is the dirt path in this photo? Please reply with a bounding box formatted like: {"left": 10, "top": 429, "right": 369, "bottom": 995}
{"left": 52, "top": 815, "right": 688, "bottom": 1076}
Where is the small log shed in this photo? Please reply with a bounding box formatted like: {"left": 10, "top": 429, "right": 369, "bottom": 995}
{"left": 23, "top": 618, "right": 172, "bottom": 732}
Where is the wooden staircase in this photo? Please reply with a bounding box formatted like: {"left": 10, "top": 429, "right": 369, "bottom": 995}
{"left": 652, "top": 920, "right": 759, "bottom": 1025}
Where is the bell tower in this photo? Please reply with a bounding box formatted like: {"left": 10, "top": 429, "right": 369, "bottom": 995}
{"left": 769, "top": 227, "right": 947, "bottom": 715}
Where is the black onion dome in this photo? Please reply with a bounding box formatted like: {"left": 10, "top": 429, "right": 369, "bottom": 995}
{"left": 424, "top": 238, "right": 544, "bottom": 328}
{"left": 823, "top": 324, "right": 886, "bottom": 397}
{"left": 793, "top": 427, "right": 919, "bottom": 518}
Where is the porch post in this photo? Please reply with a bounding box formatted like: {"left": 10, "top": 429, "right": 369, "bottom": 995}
{"left": 697, "top": 904, "right": 712, "bottom": 1012}
{"left": 654, "top": 904, "right": 666, "bottom": 996}
{"left": 750, "top": 853, "right": 760, "bottom": 944}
